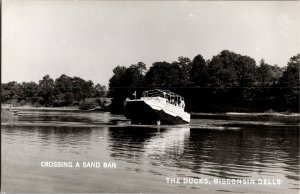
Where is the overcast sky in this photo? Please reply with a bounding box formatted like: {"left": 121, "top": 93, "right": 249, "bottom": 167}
{"left": 3, "top": 0, "right": 300, "bottom": 86}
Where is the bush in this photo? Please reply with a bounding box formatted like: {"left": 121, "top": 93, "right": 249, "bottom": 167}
{"left": 79, "top": 102, "right": 98, "bottom": 110}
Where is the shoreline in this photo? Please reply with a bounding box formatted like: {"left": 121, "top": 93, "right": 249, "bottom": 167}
{"left": 191, "top": 112, "right": 300, "bottom": 118}
{"left": 2, "top": 105, "right": 299, "bottom": 117}
{"left": 1, "top": 106, "right": 85, "bottom": 112}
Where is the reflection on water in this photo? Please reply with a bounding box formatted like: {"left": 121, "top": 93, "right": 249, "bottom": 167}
{"left": 1, "top": 111, "right": 299, "bottom": 193}
{"left": 108, "top": 127, "right": 160, "bottom": 163}
{"left": 144, "top": 128, "right": 190, "bottom": 166}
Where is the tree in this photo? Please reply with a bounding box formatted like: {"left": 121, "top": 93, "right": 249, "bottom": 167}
{"left": 279, "top": 54, "right": 300, "bottom": 110}
{"left": 123, "top": 63, "right": 146, "bottom": 88}
{"left": 145, "top": 61, "right": 181, "bottom": 87}
{"left": 257, "top": 59, "right": 283, "bottom": 86}
{"left": 207, "top": 50, "right": 238, "bottom": 87}
{"left": 208, "top": 50, "right": 257, "bottom": 87}
{"left": 1, "top": 83, "right": 11, "bottom": 102}
{"left": 84, "top": 80, "right": 95, "bottom": 100}
{"left": 206, "top": 50, "right": 258, "bottom": 111}
{"left": 108, "top": 66, "right": 128, "bottom": 111}
{"left": 38, "top": 75, "right": 55, "bottom": 106}
{"left": 136, "top": 62, "right": 147, "bottom": 75}
{"left": 108, "top": 63, "right": 147, "bottom": 112}
{"left": 1, "top": 82, "right": 23, "bottom": 101}
{"left": 234, "top": 55, "right": 256, "bottom": 87}
{"left": 190, "top": 54, "right": 208, "bottom": 87}
{"left": 64, "top": 92, "right": 75, "bottom": 106}
{"left": 177, "top": 56, "right": 192, "bottom": 87}
{"left": 109, "top": 66, "right": 127, "bottom": 89}
{"left": 280, "top": 54, "right": 300, "bottom": 87}
{"left": 3, "top": 81, "right": 24, "bottom": 100}
{"left": 22, "top": 82, "right": 39, "bottom": 100}
{"left": 95, "top": 84, "right": 107, "bottom": 97}
{"left": 54, "top": 74, "right": 73, "bottom": 94}
{"left": 72, "top": 77, "right": 94, "bottom": 103}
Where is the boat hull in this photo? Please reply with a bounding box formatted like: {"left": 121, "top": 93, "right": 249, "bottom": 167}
{"left": 124, "top": 98, "right": 190, "bottom": 125}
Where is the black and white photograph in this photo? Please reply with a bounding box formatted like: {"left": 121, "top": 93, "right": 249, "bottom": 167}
{"left": 1, "top": 0, "right": 299, "bottom": 193}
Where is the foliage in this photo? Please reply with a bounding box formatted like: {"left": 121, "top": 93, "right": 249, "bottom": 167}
{"left": 257, "top": 59, "right": 283, "bottom": 86}
{"left": 79, "top": 101, "right": 99, "bottom": 110}
{"left": 95, "top": 84, "right": 107, "bottom": 97}
{"left": 177, "top": 56, "right": 192, "bottom": 87}
{"left": 108, "top": 50, "right": 300, "bottom": 112}
{"left": 145, "top": 61, "right": 180, "bottom": 87}
{"left": 278, "top": 54, "right": 300, "bottom": 111}
{"left": 2, "top": 51, "right": 299, "bottom": 112}
{"left": 1, "top": 74, "right": 107, "bottom": 108}
{"left": 207, "top": 50, "right": 257, "bottom": 87}
{"left": 190, "top": 55, "right": 208, "bottom": 87}
{"left": 108, "top": 62, "right": 146, "bottom": 112}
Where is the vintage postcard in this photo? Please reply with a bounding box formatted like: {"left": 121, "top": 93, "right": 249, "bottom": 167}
{"left": 2, "top": 0, "right": 299, "bottom": 193}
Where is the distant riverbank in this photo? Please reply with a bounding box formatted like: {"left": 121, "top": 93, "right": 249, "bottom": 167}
{"left": 2, "top": 105, "right": 299, "bottom": 119}
{"left": 191, "top": 112, "right": 300, "bottom": 118}
{"left": 191, "top": 112, "right": 299, "bottom": 124}
{"left": 2, "top": 105, "right": 82, "bottom": 112}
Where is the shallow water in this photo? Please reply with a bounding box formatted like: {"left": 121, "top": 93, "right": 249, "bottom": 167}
{"left": 1, "top": 111, "right": 299, "bottom": 193}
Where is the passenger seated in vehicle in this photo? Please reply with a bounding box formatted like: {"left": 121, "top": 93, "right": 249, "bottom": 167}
{"left": 179, "top": 99, "right": 185, "bottom": 108}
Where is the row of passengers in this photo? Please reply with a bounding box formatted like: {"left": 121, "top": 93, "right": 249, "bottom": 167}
{"left": 166, "top": 98, "right": 185, "bottom": 108}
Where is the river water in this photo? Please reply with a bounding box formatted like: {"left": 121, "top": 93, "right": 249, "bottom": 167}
{"left": 1, "top": 111, "right": 299, "bottom": 193}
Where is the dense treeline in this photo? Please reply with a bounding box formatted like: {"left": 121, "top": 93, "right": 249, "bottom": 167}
{"left": 1, "top": 74, "right": 107, "bottom": 108}
{"left": 109, "top": 50, "right": 299, "bottom": 112}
